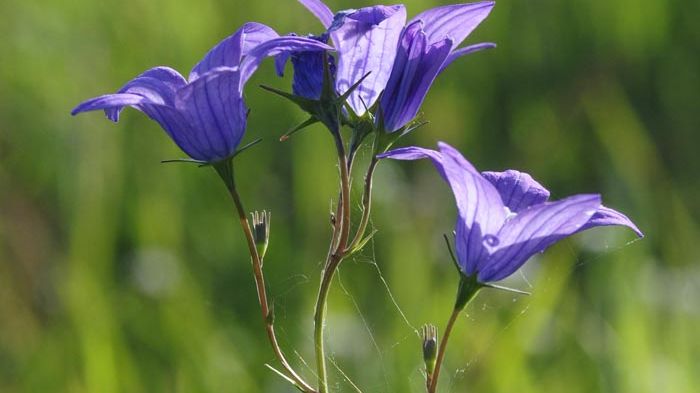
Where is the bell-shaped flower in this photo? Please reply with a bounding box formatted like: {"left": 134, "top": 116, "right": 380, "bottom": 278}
{"left": 72, "top": 22, "right": 331, "bottom": 162}
{"left": 379, "top": 142, "right": 643, "bottom": 283}
{"left": 379, "top": 2, "right": 496, "bottom": 132}
{"left": 288, "top": 0, "right": 407, "bottom": 116}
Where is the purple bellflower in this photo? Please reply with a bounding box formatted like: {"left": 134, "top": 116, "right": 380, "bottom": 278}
{"left": 379, "top": 2, "right": 496, "bottom": 132}
{"left": 290, "top": 0, "right": 407, "bottom": 116}
{"left": 294, "top": 1, "right": 495, "bottom": 131}
{"left": 72, "top": 23, "right": 331, "bottom": 163}
{"left": 379, "top": 142, "right": 643, "bottom": 284}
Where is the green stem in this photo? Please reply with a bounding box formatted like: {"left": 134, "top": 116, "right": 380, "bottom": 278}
{"left": 215, "top": 162, "right": 316, "bottom": 393}
{"left": 313, "top": 253, "right": 341, "bottom": 393}
{"left": 427, "top": 309, "right": 460, "bottom": 393}
{"left": 344, "top": 156, "right": 378, "bottom": 254}
{"left": 335, "top": 137, "right": 352, "bottom": 255}
{"left": 428, "top": 276, "right": 481, "bottom": 393}
{"left": 314, "top": 134, "right": 352, "bottom": 393}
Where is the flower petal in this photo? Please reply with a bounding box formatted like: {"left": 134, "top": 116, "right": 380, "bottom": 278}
{"left": 480, "top": 194, "right": 602, "bottom": 282}
{"left": 239, "top": 36, "right": 333, "bottom": 88}
{"left": 72, "top": 66, "right": 186, "bottom": 122}
{"left": 439, "top": 42, "right": 496, "bottom": 73}
{"left": 380, "top": 22, "right": 453, "bottom": 132}
{"left": 481, "top": 169, "right": 550, "bottom": 213}
{"left": 438, "top": 142, "right": 507, "bottom": 276}
{"left": 377, "top": 146, "right": 447, "bottom": 179}
{"left": 297, "top": 0, "right": 334, "bottom": 29}
{"left": 331, "top": 5, "right": 406, "bottom": 115}
{"left": 410, "top": 1, "right": 495, "bottom": 48}
{"left": 189, "top": 22, "right": 279, "bottom": 81}
{"left": 175, "top": 67, "right": 247, "bottom": 161}
{"left": 578, "top": 205, "right": 644, "bottom": 237}
{"left": 290, "top": 38, "right": 335, "bottom": 100}
{"left": 71, "top": 93, "right": 147, "bottom": 120}
{"left": 140, "top": 103, "right": 214, "bottom": 161}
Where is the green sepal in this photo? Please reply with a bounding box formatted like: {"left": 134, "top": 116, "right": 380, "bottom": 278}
{"left": 374, "top": 114, "right": 430, "bottom": 155}
{"left": 161, "top": 158, "right": 208, "bottom": 165}
{"left": 454, "top": 274, "right": 482, "bottom": 312}
{"left": 280, "top": 117, "right": 318, "bottom": 142}
{"left": 259, "top": 84, "right": 317, "bottom": 114}
{"left": 212, "top": 157, "right": 235, "bottom": 192}
{"left": 233, "top": 138, "right": 263, "bottom": 158}
{"left": 162, "top": 138, "right": 263, "bottom": 171}
{"left": 442, "top": 233, "right": 462, "bottom": 275}
{"left": 346, "top": 111, "right": 377, "bottom": 158}
{"left": 319, "top": 51, "right": 336, "bottom": 102}
{"left": 262, "top": 66, "right": 373, "bottom": 138}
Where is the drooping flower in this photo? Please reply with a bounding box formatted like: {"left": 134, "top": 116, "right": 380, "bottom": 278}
{"left": 72, "top": 22, "right": 331, "bottom": 162}
{"left": 379, "top": 2, "right": 496, "bottom": 132}
{"left": 379, "top": 142, "right": 643, "bottom": 283}
{"left": 288, "top": 0, "right": 407, "bottom": 115}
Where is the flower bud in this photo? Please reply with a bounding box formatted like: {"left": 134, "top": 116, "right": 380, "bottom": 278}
{"left": 421, "top": 324, "right": 438, "bottom": 377}
{"left": 251, "top": 211, "right": 270, "bottom": 260}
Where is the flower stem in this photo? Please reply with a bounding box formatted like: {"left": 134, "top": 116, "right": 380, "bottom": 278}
{"left": 427, "top": 308, "right": 460, "bottom": 393}
{"left": 335, "top": 137, "right": 352, "bottom": 254}
{"left": 214, "top": 162, "right": 316, "bottom": 393}
{"left": 314, "top": 133, "right": 352, "bottom": 393}
{"left": 313, "top": 253, "right": 340, "bottom": 393}
{"left": 345, "top": 156, "right": 378, "bottom": 254}
{"left": 428, "top": 276, "right": 481, "bottom": 393}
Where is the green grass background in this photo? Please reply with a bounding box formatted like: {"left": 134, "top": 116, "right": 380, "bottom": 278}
{"left": 1, "top": 0, "right": 698, "bottom": 392}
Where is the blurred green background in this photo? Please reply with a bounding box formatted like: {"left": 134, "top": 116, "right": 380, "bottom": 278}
{"left": 1, "top": 0, "right": 698, "bottom": 392}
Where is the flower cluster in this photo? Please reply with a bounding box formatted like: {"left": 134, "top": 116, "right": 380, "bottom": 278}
{"left": 71, "top": 2, "right": 642, "bottom": 393}
{"left": 283, "top": 0, "right": 496, "bottom": 133}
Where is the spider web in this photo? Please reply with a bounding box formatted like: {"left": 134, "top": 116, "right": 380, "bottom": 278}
{"left": 253, "top": 194, "right": 643, "bottom": 393}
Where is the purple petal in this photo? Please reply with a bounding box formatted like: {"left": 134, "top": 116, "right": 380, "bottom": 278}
{"left": 71, "top": 93, "right": 147, "bottom": 120}
{"left": 289, "top": 38, "right": 335, "bottom": 100}
{"left": 239, "top": 23, "right": 282, "bottom": 55}
{"left": 331, "top": 5, "right": 406, "bottom": 115}
{"left": 481, "top": 170, "right": 550, "bottom": 213}
{"left": 239, "top": 36, "right": 333, "bottom": 88}
{"left": 297, "top": 0, "right": 334, "bottom": 28}
{"left": 175, "top": 67, "right": 247, "bottom": 161}
{"left": 377, "top": 146, "right": 447, "bottom": 179}
{"left": 189, "top": 22, "right": 279, "bottom": 81}
{"left": 410, "top": 1, "right": 495, "bottom": 48}
{"left": 381, "top": 22, "right": 453, "bottom": 132}
{"left": 275, "top": 51, "right": 292, "bottom": 76}
{"left": 437, "top": 142, "right": 507, "bottom": 276}
{"left": 140, "top": 104, "right": 214, "bottom": 161}
{"left": 578, "top": 205, "right": 644, "bottom": 237}
{"left": 439, "top": 42, "right": 496, "bottom": 73}
{"left": 479, "top": 194, "right": 602, "bottom": 282}
{"left": 72, "top": 66, "right": 186, "bottom": 122}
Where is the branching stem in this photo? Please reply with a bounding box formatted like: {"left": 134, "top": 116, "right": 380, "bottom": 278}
{"left": 313, "top": 131, "right": 353, "bottom": 393}
{"left": 345, "top": 156, "right": 379, "bottom": 253}
{"left": 216, "top": 163, "right": 316, "bottom": 393}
